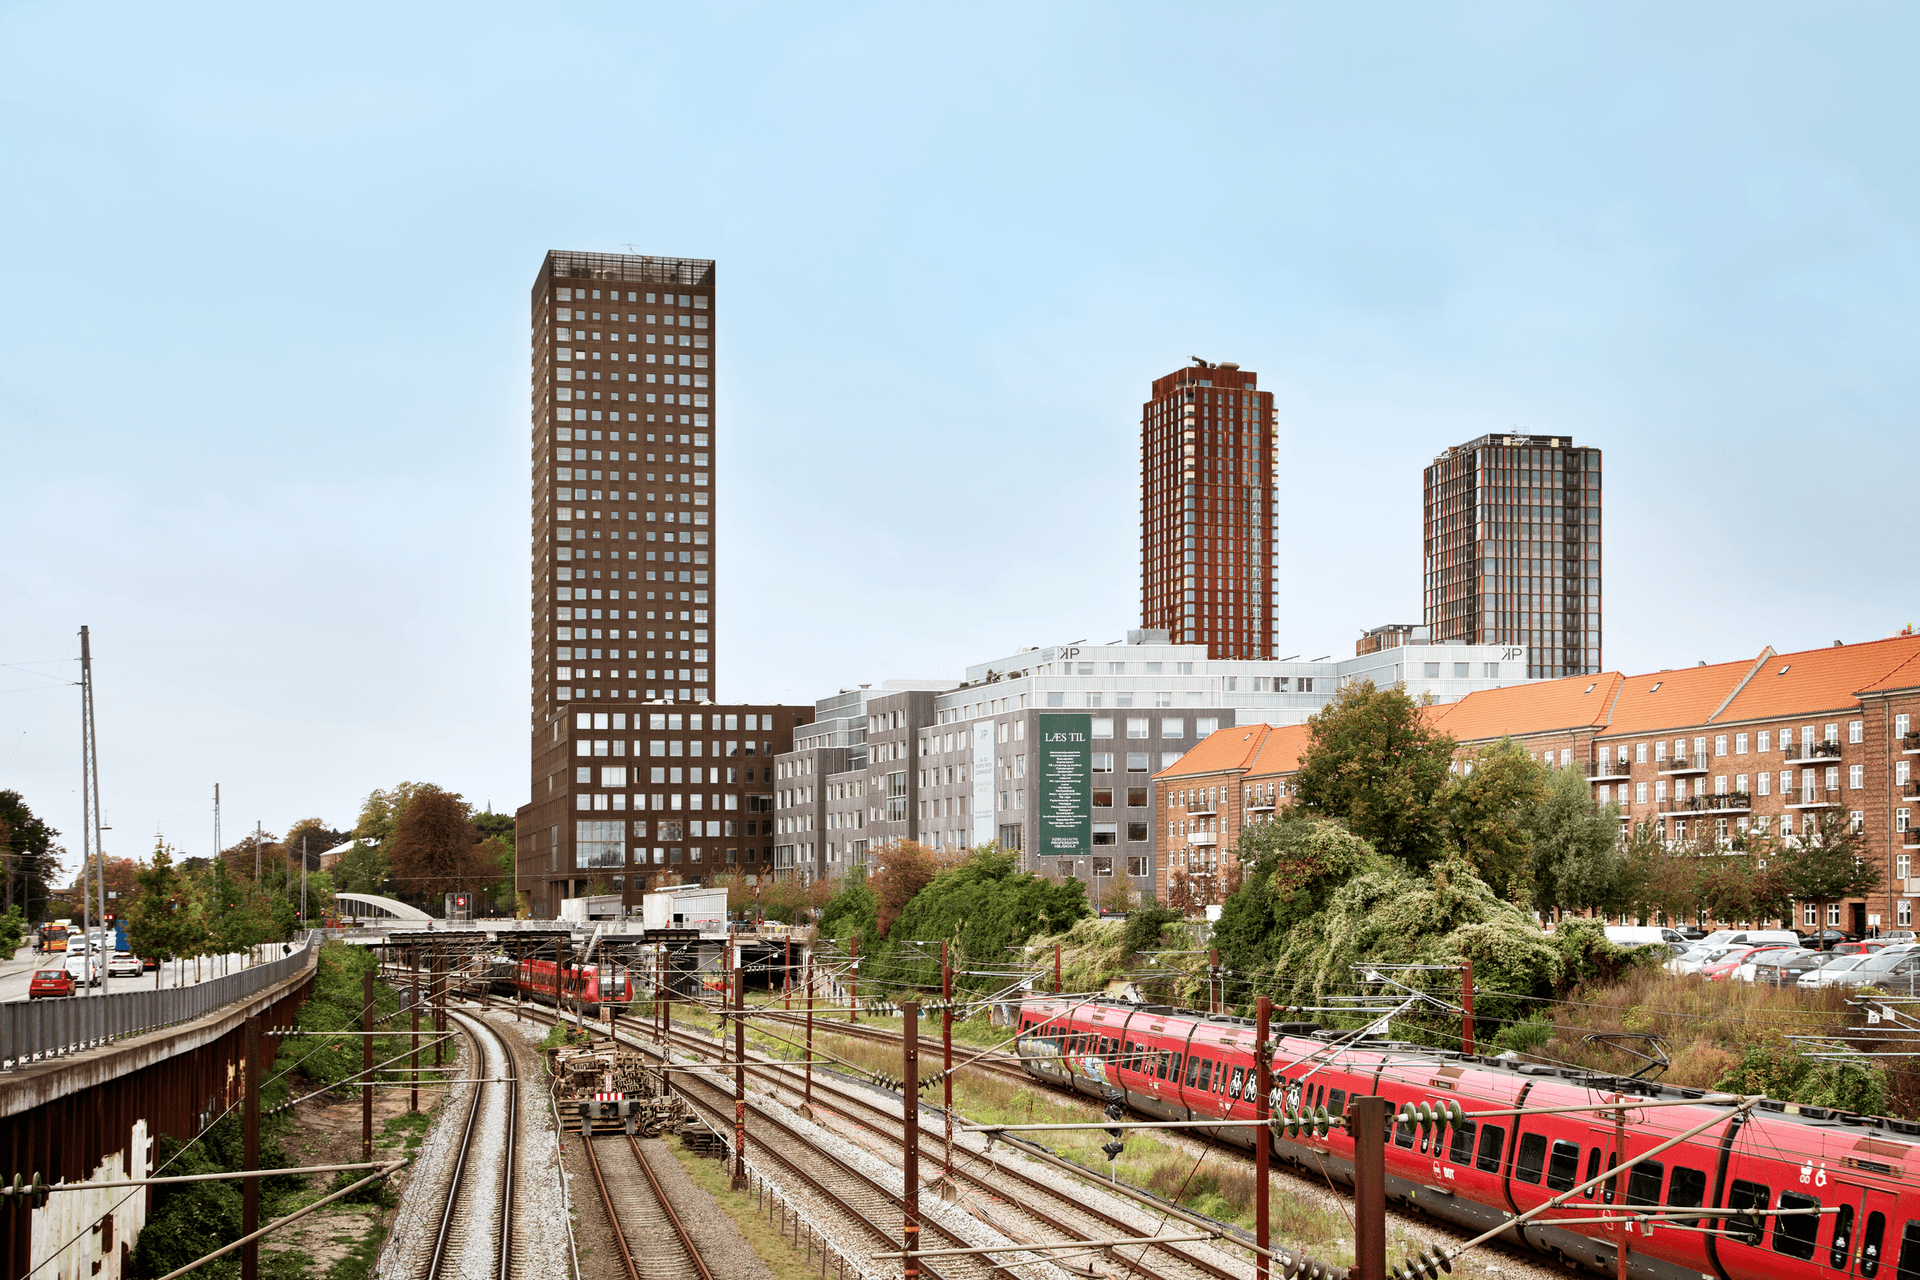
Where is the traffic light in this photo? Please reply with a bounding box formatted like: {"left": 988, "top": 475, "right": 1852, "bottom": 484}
{"left": 1101, "top": 1098, "right": 1126, "bottom": 1163}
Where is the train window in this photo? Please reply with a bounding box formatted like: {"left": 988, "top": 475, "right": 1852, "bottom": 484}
{"left": 1168, "top": 1053, "right": 1182, "bottom": 1082}
{"left": 1894, "top": 1220, "right": 1920, "bottom": 1280}
{"left": 1196, "top": 1059, "right": 1213, "bottom": 1092}
{"left": 1475, "top": 1125, "right": 1505, "bottom": 1173}
{"left": 1860, "top": 1211, "right": 1885, "bottom": 1277}
{"left": 1669, "top": 1166, "right": 1706, "bottom": 1210}
{"left": 1546, "top": 1141, "right": 1581, "bottom": 1192}
{"left": 1514, "top": 1133, "right": 1548, "bottom": 1184}
{"left": 1625, "top": 1161, "right": 1663, "bottom": 1207}
{"left": 1448, "top": 1117, "right": 1477, "bottom": 1165}
{"left": 1603, "top": 1152, "right": 1620, "bottom": 1204}
{"left": 1328, "top": 1088, "right": 1347, "bottom": 1117}
{"left": 1583, "top": 1150, "right": 1600, "bottom": 1196}
{"left": 1228, "top": 1067, "right": 1246, "bottom": 1099}
{"left": 1830, "top": 1204, "right": 1855, "bottom": 1271}
{"left": 1394, "top": 1112, "right": 1416, "bottom": 1149}
{"left": 1773, "top": 1193, "right": 1820, "bottom": 1260}
{"left": 1185, "top": 1056, "right": 1201, "bottom": 1088}
{"left": 1726, "top": 1180, "right": 1771, "bottom": 1246}
{"left": 1314, "top": 1084, "right": 1327, "bottom": 1110}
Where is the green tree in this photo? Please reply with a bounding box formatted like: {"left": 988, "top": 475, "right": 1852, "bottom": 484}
{"left": 128, "top": 840, "right": 193, "bottom": 972}
{"left": 820, "top": 864, "right": 877, "bottom": 950}
{"left": 1443, "top": 739, "right": 1546, "bottom": 903}
{"left": 0, "top": 905, "right": 24, "bottom": 956}
{"left": 862, "top": 847, "right": 1089, "bottom": 995}
{"left": 1626, "top": 821, "right": 1699, "bottom": 929}
{"left": 1524, "top": 763, "right": 1627, "bottom": 919}
{"left": 1290, "top": 679, "right": 1456, "bottom": 869}
{"left": 1776, "top": 808, "right": 1881, "bottom": 937}
{"left": 332, "top": 841, "right": 391, "bottom": 897}
{"left": 0, "top": 790, "right": 60, "bottom": 919}
{"left": 1214, "top": 817, "right": 1378, "bottom": 999}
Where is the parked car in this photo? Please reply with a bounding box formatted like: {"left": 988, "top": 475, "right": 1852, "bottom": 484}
{"left": 1605, "top": 926, "right": 1690, "bottom": 948}
{"left": 1699, "top": 929, "right": 1802, "bottom": 949}
{"left": 1670, "top": 944, "right": 1746, "bottom": 976}
{"left": 1753, "top": 949, "right": 1834, "bottom": 987}
{"left": 1878, "top": 931, "right": 1918, "bottom": 944}
{"left": 107, "top": 952, "right": 143, "bottom": 977}
{"left": 1705, "top": 946, "right": 1786, "bottom": 982}
{"left": 1674, "top": 926, "right": 1710, "bottom": 941}
{"left": 1829, "top": 940, "right": 1887, "bottom": 957}
{"left": 1797, "top": 929, "right": 1860, "bottom": 949}
{"left": 1801, "top": 954, "right": 1874, "bottom": 988}
{"left": 1730, "top": 946, "right": 1796, "bottom": 982}
{"left": 28, "top": 968, "right": 73, "bottom": 998}
{"left": 1832, "top": 946, "right": 1920, "bottom": 993}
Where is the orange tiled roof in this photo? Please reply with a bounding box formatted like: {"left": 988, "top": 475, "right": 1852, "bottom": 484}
{"left": 1598, "top": 657, "right": 1757, "bottom": 737}
{"left": 1424, "top": 672, "right": 1623, "bottom": 744}
{"left": 1245, "top": 723, "right": 1312, "bottom": 777}
{"left": 1714, "top": 634, "right": 1920, "bottom": 722}
{"left": 1154, "top": 722, "right": 1273, "bottom": 781}
{"left": 1859, "top": 643, "right": 1920, "bottom": 696}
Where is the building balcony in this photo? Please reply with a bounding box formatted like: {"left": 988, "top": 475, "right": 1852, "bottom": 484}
{"left": 1903, "top": 731, "right": 1920, "bottom": 755}
{"left": 1903, "top": 833, "right": 1920, "bottom": 852}
{"left": 1187, "top": 804, "right": 1217, "bottom": 818}
{"left": 1786, "top": 790, "right": 1837, "bottom": 810}
{"left": 1187, "top": 831, "right": 1218, "bottom": 847}
{"left": 1900, "top": 784, "right": 1920, "bottom": 805}
{"left": 1784, "top": 742, "right": 1844, "bottom": 763}
{"left": 1586, "top": 761, "right": 1632, "bottom": 781}
{"left": 1248, "top": 799, "right": 1276, "bottom": 813}
{"left": 1662, "top": 793, "right": 1753, "bottom": 816}
{"left": 1658, "top": 755, "right": 1709, "bottom": 776}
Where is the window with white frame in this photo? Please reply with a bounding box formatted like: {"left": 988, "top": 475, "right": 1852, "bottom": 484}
{"left": 1898, "top": 852, "right": 1911, "bottom": 881}
{"left": 1736, "top": 733, "right": 1748, "bottom": 754}
{"left": 1900, "top": 809, "right": 1912, "bottom": 834}
{"left": 1716, "top": 735, "right": 1728, "bottom": 756}
{"left": 1636, "top": 742, "right": 1648, "bottom": 764}
{"left": 1851, "top": 811, "right": 1864, "bottom": 833}
{"left": 1636, "top": 782, "right": 1647, "bottom": 804}
{"left": 1825, "top": 724, "right": 1839, "bottom": 745}
{"left": 1850, "top": 765, "right": 1864, "bottom": 789}
{"left": 1803, "top": 904, "right": 1818, "bottom": 926}
{"left": 1828, "top": 903, "right": 1843, "bottom": 927}
{"left": 1901, "top": 900, "right": 1914, "bottom": 929}
{"left": 1898, "top": 761, "right": 1911, "bottom": 785}
{"left": 1899, "top": 713, "right": 1911, "bottom": 737}
{"left": 1851, "top": 720, "right": 1864, "bottom": 744}
{"left": 1758, "top": 730, "right": 1770, "bottom": 753}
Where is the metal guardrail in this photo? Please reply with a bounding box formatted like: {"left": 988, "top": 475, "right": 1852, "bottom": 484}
{"left": 0, "top": 934, "right": 320, "bottom": 1071}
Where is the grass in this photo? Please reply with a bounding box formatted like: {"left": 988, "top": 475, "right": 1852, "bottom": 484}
{"left": 1507, "top": 969, "right": 1920, "bottom": 1114}
{"left": 662, "top": 1135, "right": 833, "bottom": 1280}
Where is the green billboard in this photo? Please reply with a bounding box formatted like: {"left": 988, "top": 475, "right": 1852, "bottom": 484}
{"left": 1038, "top": 713, "right": 1092, "bottom": 859}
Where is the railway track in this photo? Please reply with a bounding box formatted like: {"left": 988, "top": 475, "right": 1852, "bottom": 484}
{"left": 654, "top": 1021, "right": 1236, "bottom": 1280}
{"left": 747, "top": 1007, "right": 1031, "bottom": 1082}
{"left": 416, "top": 1009, "right": 520, "bottom": 1280}
{"left": 582, "top": 1131, "right": 713, "bottom": 1280}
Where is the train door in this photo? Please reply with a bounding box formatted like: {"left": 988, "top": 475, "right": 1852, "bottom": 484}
{"left": 1821, "top": 1180, "right": 1898, "bottom": 1280}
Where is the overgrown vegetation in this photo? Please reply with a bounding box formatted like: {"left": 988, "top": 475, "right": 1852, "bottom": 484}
{"left": 130, "top": 942, "right": 409, "bottom": 1278}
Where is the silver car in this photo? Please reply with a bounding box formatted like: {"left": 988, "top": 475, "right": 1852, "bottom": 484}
{"left": 1826, "top": 947, "right": 1920, "bottom": 993}
{"left": 1800, "top": 954, "right": 1872, "bottom": 988}
{"left": 1670, "top": 944, "right": 1743, "bottom": 976}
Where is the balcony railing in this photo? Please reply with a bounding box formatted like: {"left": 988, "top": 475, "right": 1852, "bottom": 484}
{"left": 1786, "top": 789, "right": 1837, "bottom": 809}
{"left": 1187, "top": 831, "right": 1218, "bottom": 847}
{"left": 1784, "top": 742, "right": 1844, "bottom": 763}
{"left": 1586, "top": 761, "right": 1632, "bottom": 780}
{"left": 1904, "top": 731, "right": 1920, "bottom": 753}
{"left": 1658, "top": 754, "right": 1709, "bottom": 775}
{"left": 1662, "top": 793, "right": 1753, "bottom": 816}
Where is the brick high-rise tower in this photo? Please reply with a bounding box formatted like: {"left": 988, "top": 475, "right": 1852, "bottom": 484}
{"left": 1423, "top": 432, "right": 1603, "bottom": 679}
{"left": 1140, "top": 360, "right": 1275, "bottom": 658}
{"left": 518, "top": 251, "right": 807, "bottom": 916}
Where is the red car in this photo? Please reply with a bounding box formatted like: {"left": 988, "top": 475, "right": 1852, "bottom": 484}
{"left": 28, "top": 969, "right": 73, "bottom": 999}
{"left": 1701, "top": 944, "right": 1789, "bottom": 981}
{"left": 1829, "top": 940, "right": 1886, "bottom": 957}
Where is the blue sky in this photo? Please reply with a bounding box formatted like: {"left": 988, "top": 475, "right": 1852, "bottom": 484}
{"left": 2, "top": 3, "right": 1915, "bottom": 873}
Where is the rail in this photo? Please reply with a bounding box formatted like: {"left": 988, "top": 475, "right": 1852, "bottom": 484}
{"left": 1785, "top": 743, "right": 1844, "bottom": 763}
{"left": 0, "top": 934, "right": 320, "bottom": 1070}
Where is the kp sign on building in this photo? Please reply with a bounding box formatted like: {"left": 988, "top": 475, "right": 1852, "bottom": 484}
{"left": 1038, "top": 713, "right": 1091, "bottom": 859}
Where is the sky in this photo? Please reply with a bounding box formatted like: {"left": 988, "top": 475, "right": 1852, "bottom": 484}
{"left": 2, "top": 2, "right": 1916, "bottom": 876}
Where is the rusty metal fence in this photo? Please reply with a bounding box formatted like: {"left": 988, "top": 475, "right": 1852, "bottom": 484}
{"left": 1, "top": 934, "right": 319, "bottom": 1069}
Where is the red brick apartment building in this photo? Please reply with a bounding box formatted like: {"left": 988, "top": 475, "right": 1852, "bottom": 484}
{"left": 1139, "top": 359, "right": 1276, "bottom": 659}
{"left": 1156, "top": 634, "right": 1920, "bottom": 930}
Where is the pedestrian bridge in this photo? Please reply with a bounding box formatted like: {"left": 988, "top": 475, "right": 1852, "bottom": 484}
{"left": 334, "top": 892, "right": 433, "bottom": 921}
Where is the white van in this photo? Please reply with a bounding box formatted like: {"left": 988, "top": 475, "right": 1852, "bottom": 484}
{"left": 1606, "top": 926, "right": 1688, "bottom": 948}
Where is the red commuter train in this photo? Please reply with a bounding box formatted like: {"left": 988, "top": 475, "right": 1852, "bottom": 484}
{"left": 1017, "top": 995, "right": 1920, "bottom": 1280}
{"left": 511, "top": 957, "right": 636, "bottom": 1015}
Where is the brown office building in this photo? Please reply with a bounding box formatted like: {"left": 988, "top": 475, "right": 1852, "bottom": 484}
{"left": 1139, "top": 360, "right": 1275, "bottom": 659}
{"left": 513, "top": 249, "right": 809, "bottom": 916}
{"left": 1423, "top": 433, "right": 1603, "bottom": 679}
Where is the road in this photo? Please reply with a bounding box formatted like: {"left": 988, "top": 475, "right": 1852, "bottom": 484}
{"left": 0, "top": 942, "right": 296, "bottom": 1003}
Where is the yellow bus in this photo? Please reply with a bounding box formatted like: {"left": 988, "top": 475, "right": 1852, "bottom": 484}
{"left": 37, "top": 923, "right": 68, "bottom": 953}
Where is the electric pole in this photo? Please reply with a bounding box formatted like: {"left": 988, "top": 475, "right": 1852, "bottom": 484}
{"left": 79, "top": 626, "right": 108, "bottom": 995}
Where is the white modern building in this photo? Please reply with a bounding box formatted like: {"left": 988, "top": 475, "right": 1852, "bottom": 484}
{"left": 773, "top": 629, "right": 1530, "bottom": 895}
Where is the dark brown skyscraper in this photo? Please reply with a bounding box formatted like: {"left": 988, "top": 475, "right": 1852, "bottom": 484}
{"left": 1139, "top": 360, "right": 1275, "bottom": 658}
{"left": 517, "top": 251, "right": 806, "bottom": 916}
{"left": 1423, "top": 432, "right": 1603, "bottom": 679}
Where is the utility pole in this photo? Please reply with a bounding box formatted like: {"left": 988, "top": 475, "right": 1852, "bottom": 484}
{"left": 254, "top": 819, "right": 263, "bottom": 883}
{"left": 214, "top": 784, "right": 222, "bottom": 878}
{"left": 731, "top": 961, "right": 747, "bottom": 1190}
{"left": 902, "top": 999, "right": 921, "bottom": 1280}
{"left": 301, "top": 835, "right": 308, "bottom": 928}
{"left": 79, "top": 626, "right": 108, "bottom": 996}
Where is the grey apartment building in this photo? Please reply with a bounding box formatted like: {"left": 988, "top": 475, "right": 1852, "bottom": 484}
{"left": 774, "top": 630, "right": 1529, "bottom": 895}
{"left": 513, "top": 249, "right": 806, "bottom": 917}
{"left": 1424, "top": 433, "right": 1603, "bottom": 679}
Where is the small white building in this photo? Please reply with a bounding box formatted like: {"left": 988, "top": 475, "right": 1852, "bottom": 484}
{"left": 641, "top": 885, "right": 728, "bottom": 932}
{"left": 558, "top": 894, "right": 626, "bottom": 923}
